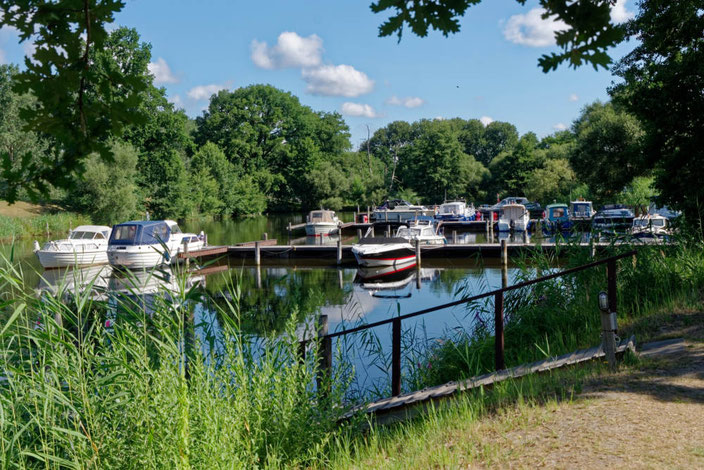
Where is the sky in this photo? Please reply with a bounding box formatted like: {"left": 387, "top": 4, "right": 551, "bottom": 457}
{"left": 0, "top": 0, "right": 637, "bottom": 148}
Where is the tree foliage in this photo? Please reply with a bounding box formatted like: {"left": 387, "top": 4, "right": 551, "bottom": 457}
{"left": 611, "top": 0, "right": 704, "bottom": 225}
{"left": 370, "top": 0, "right": 627, "bottom": 71}
{"left": 0, "top": 0, "right": 147, "bottom": 201}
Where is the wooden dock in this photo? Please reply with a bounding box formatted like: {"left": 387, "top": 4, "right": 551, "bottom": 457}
{"left": 343, "top": 335, "right": 636, "bottom": 424}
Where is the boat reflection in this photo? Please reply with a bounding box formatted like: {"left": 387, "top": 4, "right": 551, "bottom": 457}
{"left": 354, "top": 263, "right": 440, "bottom": 297}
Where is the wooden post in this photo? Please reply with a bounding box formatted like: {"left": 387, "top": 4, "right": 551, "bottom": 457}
{"left": 386, "top": 224, "right": 391, "bottom": 238}
{"left": 522, "top": 230, "right": 528, "bottom": 244}
{"left": 357, "top": 228, "right": 362, "bottom": 240}
{"left": 336, "top": 238, "right": 342, "bottom": 265}
{"left": 255, "top": 265, "right": 262, "bottom": 289}
{"left": 204, "top": 233, "right": 208, "bottom": 247}
{"left": 500, "top": 239, "right": 507, "bottom": 266}
{"left": 317, "top": 315, "right": 332, "bottom": 393}
{"left": 415, "top": 239, "right": 421, "bottom": 267}
{"left": 452, "top": 230, "right": 457, "bottom": 244}
{"left": 338, "top": 268, "right": 343, "bottom": 289}
{"left": 602, "top": 259, "right": 619, "bottom": 369}
{"left": 495, "top": 292, "right": 505, "bottom": 370}
{"left": 501, "top": 263, "right": 508, "bottom": 289}
{"left": 262, "top": 232, "right": 268, "bottom": 241}
{"left": 392, "top": 317, "right": 402, "bottom": 396}
{"left": 254, "top": 241, "right": 261, "bottom": 266}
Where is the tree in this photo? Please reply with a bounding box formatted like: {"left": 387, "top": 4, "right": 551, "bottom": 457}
{"left": 370, "top": 0, "right": 628, "bottom": 71}
{"left": 0, "top": 0, "right": 147, "bottom": 201}
{"left": 66, "top": 141, "right": 139, "bottom": 224}
{"left": 487, "top": 132, "right": 542, "bottom": 197}
{"left": 570, "top": 101, "right": 645, "bottom": 200}
{"left": 618, "top": 176, "right": 657, "bottom": 216}
{"left": 0, "top": 65, "right": 50, "bottom": 200}
{"left": 190, "top": 142, "right": 239, "bottom": 216}
{"left": 364, "top": 121, "right": 413, "bottom": 192}
{"left": 476, "top": 121, "right": 519, "bottom": 166}
{"left": 611, "top": 0, "right": 704, "bottom": 225}
{"left": 525, "top": 158, "right": 577, "bottom": 204}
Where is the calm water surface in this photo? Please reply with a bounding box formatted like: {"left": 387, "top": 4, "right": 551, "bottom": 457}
{"left": 3, "top": 214, "right": 542, "bottom": 397}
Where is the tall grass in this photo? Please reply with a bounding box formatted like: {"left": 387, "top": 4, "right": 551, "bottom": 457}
{"left": 409, "top": 237, "right": 704, "bottom": 388}
{"left": 0, "top": 212, "right": 93, "bottom": 242}
{"left": 0, "top": 261, "right": 349, "bottom": 468}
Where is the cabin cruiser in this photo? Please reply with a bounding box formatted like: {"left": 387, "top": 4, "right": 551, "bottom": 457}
{"left": 542, "top": 203, "right": 572, "bottom": 234}
{"left": 305, "top": 209, "right": 340, "bottom": 236}
{"left": 33, "top": 225, "right": 112, "bottom": 269}
{"left": 352, "top": 227, "right": 415, "bottom": 267}
{"left": 569, "top": 200, "right": 596, "bottom": 229}
{"left": 497, "top": 204, "right": 530, "bottom": 232}
{"left": 372, "top": 199, "right": 433, "bottom": 223}
{"left": 632, "top": 214, "right": 672, "bottom": 239}
{"left": 107, "top": 220, "right": 188, "bottom": 268}
{"left": 592, "top": 206, "right": 635, "bottom": 236}
{"left": 396, "top": 218, "right": 446, "bottom": 245}
{"left": 435, "top": 200, "right": 476, "bottom": 221}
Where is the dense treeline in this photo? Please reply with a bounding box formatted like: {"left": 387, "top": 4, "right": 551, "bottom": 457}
{"left": 2, "top": 0, "right": 701, "bottom": 225}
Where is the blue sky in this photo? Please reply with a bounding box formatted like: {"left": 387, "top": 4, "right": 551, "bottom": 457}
{"left": 0, "top": 0, "right": 637, "bottom": 148}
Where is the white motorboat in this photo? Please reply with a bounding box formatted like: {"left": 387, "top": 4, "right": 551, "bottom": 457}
{"left": 181, "top": 231, "right": 206, "bottom": 253}
{"left": 373, "top": 199, "right": 434, "bottom": 223}
{"left": 435, "top": 200, "right": 476, "bottom": 221}
{"left": 33, "top": 225, "right": 112, "bottom": 269}
{"left": 632, "top": 214, "right": 672, "bottom": 238}
{"left": 396, "top": 218, "right": 446, "bottom": 245}
{"left": 498, "top": 204, "right": 529, "bottom": 232}
{"left": 351, "top": 228, "right": 415, "bottom": 267}
{"left": 107, "top": 220, "right": 188, "bottom": 268}
{"left": 305, "top": 210, "right": 340, "bottom": 236}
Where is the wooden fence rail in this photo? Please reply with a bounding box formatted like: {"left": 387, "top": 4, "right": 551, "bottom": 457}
{"left": 300, "top": 250, "right": 636, "bottom": 398}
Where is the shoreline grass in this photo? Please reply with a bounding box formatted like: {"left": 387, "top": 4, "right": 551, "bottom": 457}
{"left": 0, "top": 212, "right": 93, "bottom": 242}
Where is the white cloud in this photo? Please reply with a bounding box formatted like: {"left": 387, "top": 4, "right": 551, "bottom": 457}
{"left": 302, "top": 64, "right": 374, "bottom": 97}
{"left": 611, "top": 0, "right": 635, "bottom": 23}
{"left": 553, "top": 123, "right": 568, "bottom": 131}
{"left": 480, "top": 116, "right": 494, "bottom": 126}
{"left": 386, "top": 95, "right": 425, "bottom": 108}
{"left": 503, "top": 8, "right": 567, "bottom": 47}
{"left": 341, "top": 102, "right": 379, "bottom": 118}
{"left": 187, "top": 83, "right": 228, "bottom": 100}
{"left": 148, "top": 57, "right": 179, "bottom": 84}
{"left": 251, "top": 32, "right": 323, "bottom": 69}
{"left": 168, "top": 94, "right": 183, "bottom": 108}
{"left": 434, "top": 116, "right": 445, "bottom": 121}
{"left": 569, "top": 93, "right": 579, "bottom": 102}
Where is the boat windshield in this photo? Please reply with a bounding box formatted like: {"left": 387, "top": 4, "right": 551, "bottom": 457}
{"left": 111, "top": 225, "right": 138, "bottom": 243}
{"left": 551, "top": 207, "right": 567, "bottom": 218}
{"left": 634, "top": 219, "right": 649, "bottom": 228}
{"left": 69, "top": 231, "right": 97, "bottom": 240}
{"left": 653, "top": 219, "right": 666, "bottom": 227}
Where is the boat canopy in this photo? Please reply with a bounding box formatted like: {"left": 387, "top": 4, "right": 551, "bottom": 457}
{"left": 69, "top": 225, "right": 111, "bottom": 240}
{"left": 502, "top": 204, "right": 526, "bottom": 219}
{"left": 570, "top": 201, "right": 593, "bottom": 217}
{"left": 109, "top": 220, "right": 172, "bottom": 246}
{"left": 546, "top": 204, "right": 569, "bottom": 220}
{"left": 308, "top": 210, "right": 337, "bottom": 223}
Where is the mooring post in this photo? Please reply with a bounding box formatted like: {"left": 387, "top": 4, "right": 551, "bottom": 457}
{"left": 602, "top": 259, "right": 619, "bottom": 369}
{"left": 500, "top": 239, "right": 508, "bottom": 266}
{"left": 336, "top": 238, "right": 342, "bottom": 265}
{"left": 262, "top": 232, "right": 268, "bottom": 241}
{"left": 453, "top": 230, "right": 457, "bottom": 244}
{"left": 415, "top": 238, "right": 421, "bottom": 267}
{"left": 495, "top": 292, "right": 505, "bottom": 370}
{"left": 357, "top": 228, "right": 362, "bottom": 240}
{"left": 522, "top": 230, "right": 528, "bottom": 244}
{"left": 392, "top": 316, "right": 402, "bottom": 396}
{"left": 254, "top": 241, "right": 261, "bottom": 266}
{"left": 338, "top": 268, "right": 343, "bottom": 289}
{"left": 386, "top": 224, "right": 391, "bottom": 238}
{"left": 317, "top": 315, "right": 332, "bottom": 394}
{"left": 204, "top": 233, "right": 208, "bottom": 247}
{"left": 255, "top": 265, "right": 262, "bottom": 289}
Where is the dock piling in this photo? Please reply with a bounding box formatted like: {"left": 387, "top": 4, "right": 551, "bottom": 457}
{"left": 452, "top": 230, "right": 457, "bottom": 244}
{"left": 357, "top": 228, "right": 362, "bottom": 240}
{"left": 263, "top": 232, "right": 268, "bottom": 241}
{"left": 415, "top": 239, "right": 421, "bottom": 267}
{"left": 254, "top": 241, "right": 261, "bottom": 266}
{"left": 336, "top": 238, "right": 342, "bottom": 265}
{"left": 255, "top": 265, "right": 262, "bottom": 289}
{"left": 500, "top": 239, "right": 507, "bottom": 267}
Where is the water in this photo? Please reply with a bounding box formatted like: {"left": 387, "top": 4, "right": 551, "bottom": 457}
{"left": 4, "top": 214, "right": 536, "bottom": 398}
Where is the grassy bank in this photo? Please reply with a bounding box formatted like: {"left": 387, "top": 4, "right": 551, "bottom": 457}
{"left": 0, "top": 206, "right": 92, "bottom": 242}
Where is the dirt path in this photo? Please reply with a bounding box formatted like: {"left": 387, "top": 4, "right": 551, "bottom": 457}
{"left": 481, "top": 340, "right": 704, "bottom": 469}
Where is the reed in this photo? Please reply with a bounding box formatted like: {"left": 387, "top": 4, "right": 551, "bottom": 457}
{"left": 0, "top": 260, "right": 348, "bottom": 469}
{"left": 0, "top": 212, "right": 92, "bottom": 242}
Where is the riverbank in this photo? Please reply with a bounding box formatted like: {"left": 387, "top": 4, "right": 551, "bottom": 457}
{"left": 0, "top": 201, "right": 91, "bottom": 242}
{"left": 324, "top": 305, "right": 704, "bottom": 469}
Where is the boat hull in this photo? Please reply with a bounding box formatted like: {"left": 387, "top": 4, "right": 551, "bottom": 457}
{"left": 352, "top": 244, "right": 415, "bottom": 267}
{"left": 497, "top": 218, "right": 529, "bottom": 232}
{"left": 36, "top": 249, "right": 108, "bottom": 269}
{"left": 305, "top": 223, "right": 338, "bottom": 236}
{"left": 108, "top": 245, "right": 176, "bottom": 269}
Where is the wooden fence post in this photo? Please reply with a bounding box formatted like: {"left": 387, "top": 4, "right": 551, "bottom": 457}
{"left": 495, "top": 292, "right": 505, "bottom": 370}
{"left": 392, "top": 317, "right": 402, "bottom": 396}
{"left": 317, "top": 315, "right": 332, "bottom": 393}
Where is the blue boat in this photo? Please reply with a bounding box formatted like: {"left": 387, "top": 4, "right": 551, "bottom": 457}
{"left": 542, "top": 203, "right": 573, "bottom": 234}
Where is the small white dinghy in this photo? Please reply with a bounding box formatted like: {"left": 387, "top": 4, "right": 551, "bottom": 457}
{"left": 34, "top": 225, "right": 112, "bottom": 269}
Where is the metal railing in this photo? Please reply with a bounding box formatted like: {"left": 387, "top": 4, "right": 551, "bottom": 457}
{"left": 301, "top": 250, "right": 637, "bottom": 397}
